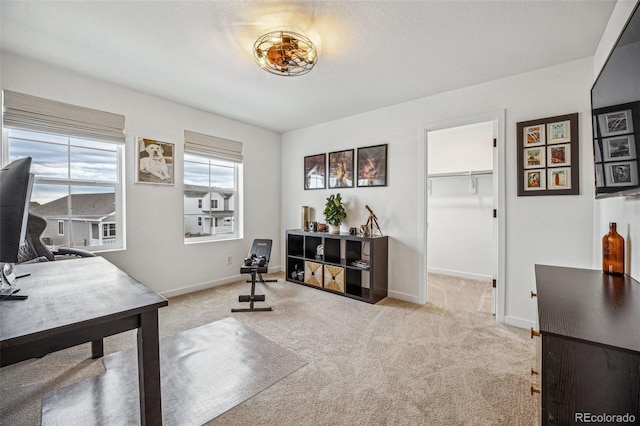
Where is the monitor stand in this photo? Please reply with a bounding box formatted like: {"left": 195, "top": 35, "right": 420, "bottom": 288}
{"left": 0, "top": 263, "right": 29, "bottom": 301}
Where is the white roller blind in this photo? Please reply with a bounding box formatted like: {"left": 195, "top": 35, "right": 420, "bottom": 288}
{"left": 2, "top": 90, "right": 125, "bottom": 143}
{"left": 184, "top": 130, "right": 243, "bottom": 163}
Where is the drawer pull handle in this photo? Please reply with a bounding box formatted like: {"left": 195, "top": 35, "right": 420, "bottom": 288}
{"left": 530, "top": 291, "right": 537, "bottom": 298}
{"left": 530, "top": 327, "right": 540, "bottom": 338}
{"left": 530, "top": 383, "right": 541, "bottom": 395}
{"left": 530, "top": 367, "right": 538, "bottom": 375}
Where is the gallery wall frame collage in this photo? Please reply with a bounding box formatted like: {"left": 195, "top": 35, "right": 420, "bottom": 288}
{"left": 592, "top": 101, "right": 640, "bottom": 195}
{"left": 304, "top": 144, "right": 388, "bottom": 190}
{"left": 516, "top": 113, "right": 580, "bottom": 196}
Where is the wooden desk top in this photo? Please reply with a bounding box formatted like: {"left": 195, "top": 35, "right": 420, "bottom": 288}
{"left": 535, "top": 264, "right": 640, "bottom": 353}
{"left": 0, "top": 257, "right": 168, "bottom": 344}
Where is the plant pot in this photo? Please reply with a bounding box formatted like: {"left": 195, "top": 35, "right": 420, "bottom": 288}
{"left": 329, "top": 224, "right": 340, "bottom": 234}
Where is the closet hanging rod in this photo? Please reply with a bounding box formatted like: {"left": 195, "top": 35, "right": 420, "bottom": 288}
{"left": 427, "top": 169, "right": 493, "bottom": 179}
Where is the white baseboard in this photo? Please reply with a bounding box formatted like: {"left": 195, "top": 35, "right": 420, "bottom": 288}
{"left": 160, "top": 274, "right": 244, "bottom": 298}
{"left": 427, "top": 268, "right": 493, "bottom": 282}
{"left": 387, "top": 290, "right": 422, "bottom": 304}
{"left": 161, "top": 265, "right": 284, "bottom": 299}
{"left": 504, "top": 315, "right": 537, "bottom": 330}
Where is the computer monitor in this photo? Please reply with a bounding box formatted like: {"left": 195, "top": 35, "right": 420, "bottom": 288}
{"left": 0, "top": 157, "right": 34, "bottom": 295}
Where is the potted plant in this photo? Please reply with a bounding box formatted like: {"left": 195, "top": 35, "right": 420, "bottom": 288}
{"left": 324, "top": 193, "right": 347, "bottom": 234}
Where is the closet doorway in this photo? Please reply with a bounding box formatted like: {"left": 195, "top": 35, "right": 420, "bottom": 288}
{"left": 425, "top": 117, "right": 503, "bottom": 318}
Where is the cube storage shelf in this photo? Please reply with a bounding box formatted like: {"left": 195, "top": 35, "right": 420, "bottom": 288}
{"left": 286, "top": 229, "right": 388, "bottom": 304}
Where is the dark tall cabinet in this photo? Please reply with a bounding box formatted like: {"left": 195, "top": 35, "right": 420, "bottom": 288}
{"left": 285, "top": 229, "right": 388, "bottom": 304}
{"left": 533, "top": 265, "right": 640, "bottom": 425}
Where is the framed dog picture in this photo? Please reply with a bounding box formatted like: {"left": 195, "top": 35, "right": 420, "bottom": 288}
{"left": 136, "top": 137, "right": 175, "bottom": 185}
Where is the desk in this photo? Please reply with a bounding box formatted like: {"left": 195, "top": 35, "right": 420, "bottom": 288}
{"left": 0, "top": 256, "right": 168, "bottom": 425}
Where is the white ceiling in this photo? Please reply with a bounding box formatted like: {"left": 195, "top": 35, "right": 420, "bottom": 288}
{"left": 1, "top": 1, "right": 617, "bottom": 133}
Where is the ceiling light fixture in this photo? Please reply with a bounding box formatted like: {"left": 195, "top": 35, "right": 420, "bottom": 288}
{"left": 254, "top": 30, "right": 318, "bottom": 76}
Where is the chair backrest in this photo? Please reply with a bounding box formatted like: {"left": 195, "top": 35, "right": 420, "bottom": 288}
{"left": 18, "top": 213, "right": 55, "bottom": 263}
{"left": 247, "top": 239, "right": 273, "bottom": 263}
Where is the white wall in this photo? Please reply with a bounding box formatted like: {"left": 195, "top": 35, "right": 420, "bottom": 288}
{"left": 427, "top": 174, "right": 493, "bottom": 281}
{"left": 592, "top": 0, "right": 640, "bottom": 281}
{"left": 427, "top": 122, "right": 494, "bottom": 174}
{"left": 1, "top": 52, "right": 282, "bottom": 297}
{"left": 281, "top": 57, "right": 595, "bottom": 328}
{"left": 427, "top": 122, "right": 494, "bottom": 281}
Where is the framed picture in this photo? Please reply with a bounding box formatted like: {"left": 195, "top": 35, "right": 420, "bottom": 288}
{"left": 517, "top": 113, "right": 579, "bottom": 196}
{"left": 304, "top": 153, "right": 326, "bottom": 190}
{"left": 594, "top": 139, "right": 602, "bottom": 162}
{"left": 523, "top": 124, "right": 545, "bottom": 147}
{"left": 547, "top": 143, "right": 571, "bottom": 167}
{"left": 136, "top": 137, "right": 174, "bottom": 185}
{"left": 547, "top": 120, "right": 571, "bottom": 144}
{"left": 524, "top": 169, "right": 546, "bottom": 191}
{"left": 524, "top": 147, "right": 545, "bottom": 169}
{"left": 357, "top": 144, "right": 387, "bottom": 187}
{"left": 598, "top": 109, "right": 634, "bottom": 137}
{"left": 548, "top": 167, "right": 571, "bottom": 190}
{"left": 328, "top": 149, "right": 354, "bottom": 188}
{"left": 602, "top": 135, "right": 636, "bottom": 161}
{"left": 604, "top": 161, "right": 639, "bottom": 187}
{"left": 596, "top": 164, "right": 604, "bottom": 188}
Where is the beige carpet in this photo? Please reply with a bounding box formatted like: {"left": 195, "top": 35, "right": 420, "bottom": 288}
{"left": 0, "top": 272, "right": 537, "bottom": 425}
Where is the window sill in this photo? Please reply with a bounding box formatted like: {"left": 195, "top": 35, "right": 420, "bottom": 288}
{"left": 184, "top": 236, "right": 243, "bottom": 245}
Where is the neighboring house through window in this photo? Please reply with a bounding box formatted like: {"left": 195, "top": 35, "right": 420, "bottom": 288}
{"left": 2, "top": 90, "right": 126, "bottom": 251}
{"left": 183, "top": 130, "right": 242, "bottom": 242}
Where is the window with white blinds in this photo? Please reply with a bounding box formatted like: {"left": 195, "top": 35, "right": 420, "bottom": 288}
{"left": 183, "top": 130, "right": 243, "bottom": 243}
{"left": 2, "top": 90, "right": 126, "bottom": 251}
{"left": 3, "top": 90, "right": 125, "bottom": 143}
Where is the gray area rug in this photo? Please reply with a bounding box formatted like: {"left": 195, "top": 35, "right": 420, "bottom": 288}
{"left": 41, "top": 317, "right": 307, "bottom": 425}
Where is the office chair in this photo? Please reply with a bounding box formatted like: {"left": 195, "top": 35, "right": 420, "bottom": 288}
{"left": 17, "top": 213, "right": 96, "bottom": 264}
{"left": 231, "top": 239, "right": 275, "bottom": 313}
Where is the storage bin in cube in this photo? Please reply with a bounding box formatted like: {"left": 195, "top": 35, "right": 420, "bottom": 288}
{"left": 324, "top": 265, "right": 345, "bottom": 293}
{"left": 304, "top": 261, "right": 323, "bottom": 287}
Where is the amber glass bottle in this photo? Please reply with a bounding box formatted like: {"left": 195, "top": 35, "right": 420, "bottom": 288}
{"left": 602, "top": 222, "right": 625, "bottom": 275}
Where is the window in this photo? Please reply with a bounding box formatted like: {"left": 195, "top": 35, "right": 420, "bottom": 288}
{"left": 103, "top": 223, "right": 116, "bottom": 238}
{"left": 3, "top": 90, "right": 125, "bottom": 251}
{"left": 6, "top": 129, "right": 124, "bottom": 250}
{"left": 183, "top": 130, "right": 242, "bottom": 243}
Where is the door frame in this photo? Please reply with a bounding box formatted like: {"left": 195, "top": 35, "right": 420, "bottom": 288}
{"left": 418, "top": 110, "right": 506, "bottom": 322}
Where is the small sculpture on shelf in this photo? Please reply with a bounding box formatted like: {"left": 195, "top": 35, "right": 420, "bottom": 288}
{"left": 364, "top": 204, "right": 383, "bottom": 236}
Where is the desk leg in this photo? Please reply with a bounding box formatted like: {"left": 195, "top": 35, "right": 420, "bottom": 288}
{"left": 91, "top": 339, "right": 104, "bottom": 359}
{"left": 137, "top": 310, "right": 162, "bottom": 425}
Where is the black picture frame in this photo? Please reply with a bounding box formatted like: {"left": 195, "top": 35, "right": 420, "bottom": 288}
{"left": 328, "top": 149, "right": 354, "bottom": 188}
{"left": 357, "top": 144, "right": 387, "bottom": 187}
{"left": 592, "top": 101, "right": 640, "bottom": 197}
{"left": 517, "top": 113, "right": 579, "bottom": 196}
{"left": 304, "top": 153, "right": 326, "bottom": 190}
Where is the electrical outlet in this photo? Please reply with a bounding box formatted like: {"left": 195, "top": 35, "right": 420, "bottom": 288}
{"left": 227, "top": 256, "right": 233, "bottom": 265}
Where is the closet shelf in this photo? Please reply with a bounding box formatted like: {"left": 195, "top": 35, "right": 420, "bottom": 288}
{"left": 427, "top": 169, "right": 493, "bottom": 179}
{"left": 427, "top": 169, "right": 492, "bottom": 194}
